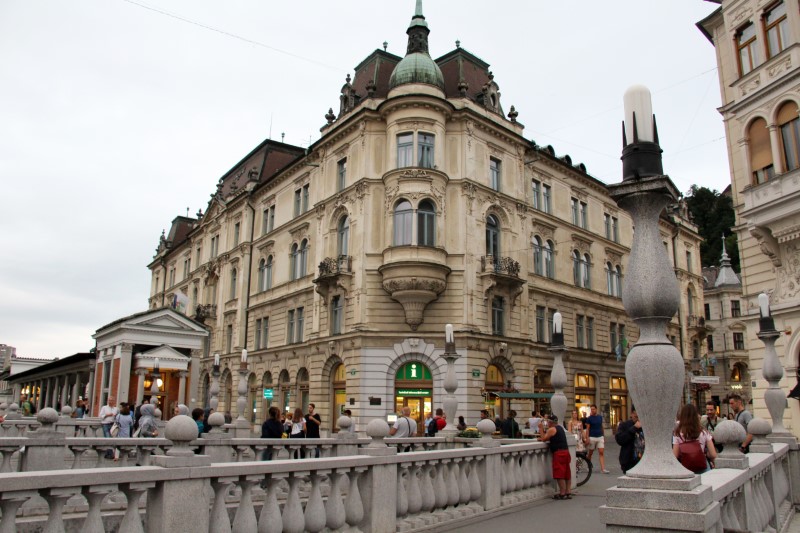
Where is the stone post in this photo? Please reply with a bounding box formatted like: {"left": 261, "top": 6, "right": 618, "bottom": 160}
{"left": 150, "top": 361, "right": 161, "bottom": 408}
{"left": 233, "top": 352, "right": 252, "bottom": 437}
{"left": 548, "top": 312, "right": 567, "bottom": 428}
{"left": 358, "top": 419, "right": 397, "bottom": 533}
{"left": 147, "top": 415, "right": 211, "bottom": 532}
{"left": 210, "top": 358, "right": 221, "bottom": 412}
{"left": 335, "top": 415, "right": 359, "bottom": 456}
{"left": 600, "top": 85, "right": 720, "bottom": 532}
{"left": 440, "top": 324, "right": 459, "bottom": 435}
{"left": 757, "top": 293, "right": 794, "bottom": 441}
{"left": 20, "top": 408, "right": 67, "bottom": 471}
{"left": 117, "top": 343, "right": 134, "bottom": 403}
{"left": 135, "top": 367, "right": 147, "bottom": 406}
{"left": 177, "top": 370, "right": 188, "bottom": 406}
{"left": 475, "top": 418, "right": 502, "bottom": 511}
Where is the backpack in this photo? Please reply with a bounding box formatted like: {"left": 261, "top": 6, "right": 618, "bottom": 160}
{"left": 428, "top": 418, "right": 438, "bottom": 436}
{"left": 678, "top": 439, "right": 707, "bottom": 473}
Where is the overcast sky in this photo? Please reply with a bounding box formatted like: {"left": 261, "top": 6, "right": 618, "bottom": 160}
{"left": 0, "top": 1, "right": 725, "bottom": 358}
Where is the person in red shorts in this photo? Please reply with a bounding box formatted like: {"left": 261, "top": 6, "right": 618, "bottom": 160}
{"left": 539, "top": 415, "right": 572, "bottom": 499}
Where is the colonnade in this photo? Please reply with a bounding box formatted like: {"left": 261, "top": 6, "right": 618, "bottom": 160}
{"left": 14, "top": 368, "right": 92, "bottom": 414}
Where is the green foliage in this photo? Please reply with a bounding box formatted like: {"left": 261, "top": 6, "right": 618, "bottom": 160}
{"left": 457, "top": 428, "right": 482, "bottom": 438}
{"left": 684, "top": 186, "right": 739, "bottom": 272}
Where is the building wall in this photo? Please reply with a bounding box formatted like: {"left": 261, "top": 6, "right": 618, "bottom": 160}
{"left": 700, "top": 0, "right": 800, "bottom": 434}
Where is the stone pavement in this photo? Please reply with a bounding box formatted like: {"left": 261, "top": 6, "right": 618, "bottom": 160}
{"left": 441, "top": 435, "right": 624, "bottom": 533}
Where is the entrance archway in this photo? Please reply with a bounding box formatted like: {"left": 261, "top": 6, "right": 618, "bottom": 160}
{"left": 331, "top": 363, "right": 346, "bottom": 432}
{"left": 394, "top": 361, "right": 432, "bottom": 436}
{"left": 483, "top": 364, "right": 505, "bottom": 420}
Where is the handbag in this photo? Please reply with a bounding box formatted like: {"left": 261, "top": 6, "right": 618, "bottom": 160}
{"left": 678, "top": 439, "right": 707, "bottom": 473}
{"left": 110, "top": 422, "right": 120, "bottom": 437}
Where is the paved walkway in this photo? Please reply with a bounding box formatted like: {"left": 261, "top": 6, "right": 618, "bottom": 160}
{"left": 441, "top": 437, "right": 624, "bottom": 533}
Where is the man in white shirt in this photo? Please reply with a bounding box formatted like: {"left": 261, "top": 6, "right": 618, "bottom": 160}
{"left": 389, "top": 406, "right": 416, "bottom": 438}
{"left": 99, "top": 396, "right": 118, "bottom": 459}
{"left": 528, "top": 410, "right": 543, "bottom": 433}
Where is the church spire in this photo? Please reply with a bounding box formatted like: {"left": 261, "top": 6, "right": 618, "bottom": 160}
{"left": 406, "top": 0, "right": 430, "bottom": 55}
{"left": 388, "top": 0, "right": 444, "bottom": 90}
{"left": 714, "top": 234, "right": 740, "bottom": 288}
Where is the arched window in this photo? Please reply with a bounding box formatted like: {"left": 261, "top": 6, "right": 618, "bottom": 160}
{"left": 257, "top": 259, "right": 266, "bottom": 292}
{"left": 606, "top": 262, "right": 614, "bottom": 296}
{"left": 778, "top": 102, "right": 800, "bottom": 172}
{"left": 297, "top": 239, "right": 308, "bottom": 279}
{"left": 544, "top": 240, "right": 554, "bottom": 278}
{"left": 417, "top": 200, "right": 436, "bottom": 246}
{"left": 290, "top": 243, "right": 299, "bottom": 280}
{"left": 582, "top": 254, "right": 592, "bottom": 289}
{"left": 394, "top": 200, "right": 413, "bottom": 245}
{"left": 486, "top": 215, "right": 500, "bottom": 258}
{"left": 533, "top": 236, "right": 544, "bottom": 276}
{"left": 230, "top": 268, "right": 237, "bottom": 299}
{"left": 749, "top": 117, "right": 773, "bottom": 184}
{"left": 337, "top": 216, "right": 350, "bottom": 256}
{"left": 615, "top": 265, "right": 623, "bottom": 296}
{"left": 265, "top": 256, "right": 273, "bottom": 290}
{"left": 573, "top": 250, "right": 581, "bottom": 286}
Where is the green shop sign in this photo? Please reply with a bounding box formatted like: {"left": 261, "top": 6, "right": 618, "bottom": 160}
{"left": 397, "top": 389, "right": 432, "bottom": 397}
{"left": 263, "top": 388, "right": 274, "bottom": 399}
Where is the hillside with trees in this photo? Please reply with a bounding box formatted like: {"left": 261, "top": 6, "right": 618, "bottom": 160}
{"left": 684, "top": 185, "right": 739, "bottom": 272}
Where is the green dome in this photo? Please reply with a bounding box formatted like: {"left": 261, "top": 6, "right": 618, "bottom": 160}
{"left": 389, "top": 52, "right": 445, "bottom": 90}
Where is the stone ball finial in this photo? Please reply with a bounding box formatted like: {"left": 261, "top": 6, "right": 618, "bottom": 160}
{"left": 5, "top": 403, "right": 20, "bottom": 420}
{"left": 60, "top": 405, "right": 73, "bottom": 417}
{"left": 712, "top": 419, "right": 746, "bottom": 449}
{"left": 477, "top": 419, "right": 496, "bottom": 438}
{"left": 154, "top": 408, "right": 162, "bottom": 420}
{"left": 337, "top": 415, "right": 352, "bottom": 430}
{"left": 748, "top": 417, "right": 772, "bottom": 438}
{"left": 176, "top": 404, "right": 189, "bottom": 416}
{"left": 165, "top": 415, "right": 199, "bottom": 456}
{"left": 208, "top": 411, "right": 226, "bottom": 433}
{"left": 37, "top": 407, "right": 59, "bottom": 426}
{"left": 366, "top": 419, "right": 390, "bottom": 448}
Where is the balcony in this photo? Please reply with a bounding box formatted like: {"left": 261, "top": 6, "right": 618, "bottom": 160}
{"left": 194, "top": 304, "right": 217, "bottom": 324}
{"left": 313, "top": 256, "right": 353, "bottom": 303}
{"left": 480, "top": 255, "right": 525, "bottom": 309}
{"left": 379, "top": 246, "right": 450, "bottom": 330}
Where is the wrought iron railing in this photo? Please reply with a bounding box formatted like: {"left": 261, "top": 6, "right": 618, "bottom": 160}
{"left": 481, "top": 255, "right": 521, "bottom": 277}
{"left": 317, "top": 255, "right": 352, "bottom": 277}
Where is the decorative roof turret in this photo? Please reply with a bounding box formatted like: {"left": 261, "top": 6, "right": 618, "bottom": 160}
{"left": 388, "top": 0, "right": 445, "bottom": 90}
{"left": 714, "top": 236, "right": 741, "bottom": 288}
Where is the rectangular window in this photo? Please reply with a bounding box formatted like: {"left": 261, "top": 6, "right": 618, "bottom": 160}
{"left": 536, "top": 306, "right": 546, "bottom": 343}
{"left": 294, "top": 189, "right": 301, "bottom": 217}
{"left": 576, "top": 315, "right": 585, "bottom": 348}
{"left": 255, "top": 319, "right": 262, "bottom": 350}
{"left": 491, "top": 296, "right": 504, "bottom": 335}
{"left": 704, "top": 303, "right": 711, "bottom": 320}
{"left": 587, "top": 317, "right": 594, "bottom": 350}
{"left": 731, "top": 300, "right": 741, "bottom": 318}
{"left": 612, "top": 217, "right": 619, "bottom": 242}
{"left": 183, "top": 259, "right": 190, "bottom": 280}
{"left": 296, "top": 307, "right": 304, "bottom": 343}
{"left": 707, "top": 335, "right": 714, "bottom": 352}
{"left": 737, "top": 22, "right": 759, "bottom": 76}
{"left": 610, "top": 322, "right": 618, "bottom": 354}
{"left": 686, "top": 251, "right": 693, "bottom": 273}
{"left": 226, "top": 324, "right": 233, "bottom": 353}
{"left": 571, "top": 198, "right": 579, "bottom": 225}
{"left": 168, "top": 268, "right": 175, "bottom": 287}
{"left": 233, "top": 222, "right": 240, "bottom": 247}
{"left": 542, "top": 184, "right": 552, "bottom": 214}
{"left": 196, "top": 246, "right": 202, "bottom": 266}
{"left": 780, "top": 118, "right": 800, "bottom": 171}
{"left": 765, "top": 2, "right": 788, "bottom": 59}
{"left": 302, "top": 184, "right": 309, "bottom": 213}
{"left": 268, "top": 206, "right": 275, "bottom": 232}
{"left": 490, "top": 158, "right": 501, "bottom": 191}
{"left": 547, "top": 309, "right": 557, "bottom": 344}
{"left": 733, "top": 332, "right": 745, "bottom": 350}
{"left": 580, "top": 201, "right": 588, "bottom": 229}
{"left": 418, "top": 133, "right": 435, "bottom": 168}
{"left": 532, "top": 180, "right": 541, "bottom": 210}
{"left": 261, "top": 317, "right": 269, "bottom": 349}
{"left": 210, "top": 235, "right": 219, "bottom": 258}
{"left": 287, "top": 309, "right": 295, "bottom": 344}
{"left": 604, "top": 214, "right": 612, "bottom": 240}
{"left": 397, "top": 133, "right": 413, "bottom": 167}
{"left": 331, "top": 296, "right": 343, "bottom": 335}
{"left": 337, "top": 158, "right": 347, "bottom": 191}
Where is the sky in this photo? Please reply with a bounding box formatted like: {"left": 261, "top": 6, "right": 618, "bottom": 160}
{"left": 0, "top": 0, "right": 726, "bottom": 358}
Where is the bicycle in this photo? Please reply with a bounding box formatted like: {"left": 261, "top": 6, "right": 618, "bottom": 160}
{"left": 575, "top": 450, "right": 593, "bottom": 486}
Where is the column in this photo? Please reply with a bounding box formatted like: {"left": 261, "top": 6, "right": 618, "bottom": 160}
{"left": 71, "top": 373, "right": 80, "bottom": 404}
{"left": 36, "top": 380, "right": 43, "bottom": 411}
{"left": 135, "top": 368, "right": 147, "bottom": 406}
{"left": 86, "top": 362, "right": 96, "bottom": 416}
{"left": 768, "top": 124, "right": 785, "bottom": 174}
{"left": 44, "top": 378, "right": 52, "bottom": 409}
{"left": 117, "top": 343, "right": 134, "bottom": 403}
{"left": 60, "top": 375, "right": 69, "bottom": 409}
{"left": 178, "top": 371, "right": 188, "bottom": 406}
{"left": 189, "top": 348, "right": 203, "bottom": 407}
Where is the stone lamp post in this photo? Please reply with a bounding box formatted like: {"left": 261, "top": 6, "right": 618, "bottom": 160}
{"left": 150, "top": 357, "right": 161, "bottom": 407}
{"left": 758, "top": 293, "right": 793, "bottom": 440}
{"left": 209, "top": 353, "right": 220, "bottom": 412}
{"left": 441, "top": 324, "right": 459, "bottom": 434}
{"left": 548, "top": 312, "right": 567, "bottom": 427}
{"left": 234, "top": 349, "right": 251, "bottom": 437}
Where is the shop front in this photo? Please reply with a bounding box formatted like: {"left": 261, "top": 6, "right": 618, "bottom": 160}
{"left": 574, "top": 373, "right": 597, "bottom": 418}
{"left": 609, "top": 375, "right": 628, "bottom": 428}
{"left": 394, "top": 361, "right": 432, "bottom": 436}
{"left": 331, "top": 363, "right": 347, "bottom": 432}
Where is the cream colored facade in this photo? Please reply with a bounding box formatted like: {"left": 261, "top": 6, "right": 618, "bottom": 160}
{"left": 699, "top": 0, "right": 800, "bottom": 434}
{"left": 146, "top": 6, "right": 705, "bottom": 434}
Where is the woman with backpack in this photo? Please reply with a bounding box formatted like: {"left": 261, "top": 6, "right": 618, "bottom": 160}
{"left": 673, "top": 403, "right": 717, "bottom": 474}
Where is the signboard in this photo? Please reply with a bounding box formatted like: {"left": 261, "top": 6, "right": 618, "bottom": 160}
{"left": 263, "top": 388, "right": 274, "bottom": 399}
{"left": 690, "top": 376, "right": 720, "bottom": 384}
{"left": 472, "top": 369, "right": 481, "bottom": 378}
{"left": 396, "top": 389, "right": 431, "bottom": 397}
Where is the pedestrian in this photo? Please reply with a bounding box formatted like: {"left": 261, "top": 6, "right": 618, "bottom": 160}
{"left": 478, "top": 409, "right": 490, "bottom": 425}
{"left": 290, "top": 407, "right": 306, "bottom": 458}
{"left": 389, "top": 406, "right": 416, "bottom": 437}
{"left": 202, "top": 407, "right": 213, "bottom": 434}
{"left": 116, "top": 403, "right": 135, "bottom": 438}
{"left": 615, "top": 407, "right": 644, "bottom": 474}
{"left": 584, "top": 404, "right": 610, "bottom": 473}
{"left": 700, "top": 400, "right": 724, "bottom": 453}
{"left": 433, "top": 408, "right": 447, "bottom": 433}
{"left": 192, "top": 408, "right": 205, "bottom": 437}
{"left": 224, "top": 411, "right": 233, "bottom": 424}
{"left": 99, "top": 397, "right": 118, "bottom": 459}
{"left": 728, "top": 394, "right": 753, "bottom": 453}
{"left": 673, "top": 403, "right": 717, "bottom": 473}
{"left": 261, "top": 406, "right": 284, "bottom": 460}
{"left": 343, "top": 409, "right": 356, "bottom": 433}
{"left": 174, "top": 404, "right": 189, "bottom": 417}
{"left": 457, "top": 415, "right": 467, "bottom": 431}
{"left": 424, "top": 412, "right": 434, "bottom": 436}
{"left": 73, "top": 399, "right": 85, "bottom": 418}
{"left": 502, "top": 410, "right": 520, "bottom": 438}
{"left": 20, "top": 394, "right": 34, "bottom": 417}
{"left": 528, "top": 410, "right": 543, "bottom": 433}
{"left": 539, "top": 415, "right": 572, "bottom": 499}
{"left": 568, "top": 409, "right": 587, "bottom": 452}
{"left": 305, "top": 403, "right": 322, "bottom": 458}
{"left": 138, "top": 404, "right": 159, "bottom": 438}
{"left": 281, "top": 411, "right": 291, "bottom": 435}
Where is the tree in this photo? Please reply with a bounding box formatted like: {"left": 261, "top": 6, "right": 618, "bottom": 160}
{"left": 684, "top": 186, "right": 739, "bottom": 272}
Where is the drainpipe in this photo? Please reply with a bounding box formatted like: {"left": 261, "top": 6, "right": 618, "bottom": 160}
{"left": 161, "top": 258, "right": 167, "bottom": 307}
{"left": 241, "top": 195, "right": 256, "bottom": 349}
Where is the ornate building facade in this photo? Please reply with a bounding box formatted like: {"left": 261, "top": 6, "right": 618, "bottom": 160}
{"left": 145, "top": 4, "right": 705, "bottom": 433}
{"left": 699, "top": 0, "right": 800, "bottom": 434}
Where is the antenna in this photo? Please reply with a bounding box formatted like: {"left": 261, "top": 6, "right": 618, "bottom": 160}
{"left": 186, "top": 207, "right": 189, "bottom": 217}
{"left": 281, "top": 132, "right": 285, "bottom": 143}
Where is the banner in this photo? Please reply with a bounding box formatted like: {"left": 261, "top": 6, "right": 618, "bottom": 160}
{"left": 171, "top": 292, "right": 190, "bottom": 314}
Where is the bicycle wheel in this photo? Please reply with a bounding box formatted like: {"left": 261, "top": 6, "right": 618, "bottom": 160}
{"left": 576, "top": 454, "right": 592, "bottom": 487}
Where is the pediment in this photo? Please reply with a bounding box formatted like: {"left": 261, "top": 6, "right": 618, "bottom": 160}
{"left": 134, "top": 345, "right": 190, "bottom": 370}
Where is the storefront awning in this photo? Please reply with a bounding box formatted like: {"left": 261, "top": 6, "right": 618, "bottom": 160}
{"left": 489, "top": 392, "right": 553, "bottom": 399}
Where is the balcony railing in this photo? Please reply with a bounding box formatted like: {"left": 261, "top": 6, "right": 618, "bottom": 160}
{"left": 194, "top": 304, "right": 217, "bottom": 321}
{"left": 687, "top": 315, "right": 706, "bottom": 328}
{"left": 481, "top": 255, "right": 521, "bottom": 277}
{"left": 317, "top": 255, "right": 352, "bottom": 277}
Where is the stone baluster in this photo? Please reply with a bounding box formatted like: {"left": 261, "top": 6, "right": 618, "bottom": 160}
{"left": 757, "top": 293, "right": 794, "bottom": 440}
{"left": 457, "top": 459, "right": 470, "bottom": 505}
{"left": 0, "top": 491, "right": 35, "bottom": 533}
{"left": 395, "top": 465, "right": 409, "bottom": 519}
{"left": 468, "top": 457, "right": 482, "bottom": 502}
{"left": 445, "top": 460, "right": 459, "bottom": 507}
{"left": 549, "top": 313, "right": 568, "bottom": 427}
{"left": 209, "top": 362, "right": 221, "bottom": 412}
{"left": 345, "top": 467, "right": 366, "bottom": 527}
{"left": 231, "top": 475, "right": 260, "bottom": 532}
{"left": 40, "top": 487, "right": 79, "bottom": 532}
{"left": 304, "top": 472, "right": 326, "bottom": 533}
{"left": 257, "top": 475, "right": 284, "bottom": 533}
{"left": 325, "top": 470, "right": 347, "bottom": 530}
{"left": 475, "top": 419, "right": 501, "bottom": 510}
{"left": 433, "top": 461, "right": 447, "bottom": 510}
{"left": 406, "top": 464, "right": 422, "bottom": 516}
{"left": 282, "top": 473, "right": 306, "bottom": 533}
{"left": 419, "top": 463, "right": 435, "bottom": 513}
{"left": 209, "top": 478, "right": 234, "bottom": 533}
{"left": 81, "top": 484, "right": 116, "bottom": 532}
{"left": 233, "top": 352, "right": 251, "bottom": 438}
{"left": 441, "top": 324, "right": 459, "bottom": 435}
{"left": 119, "top": 482, "right": 153, "bottom": 533}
